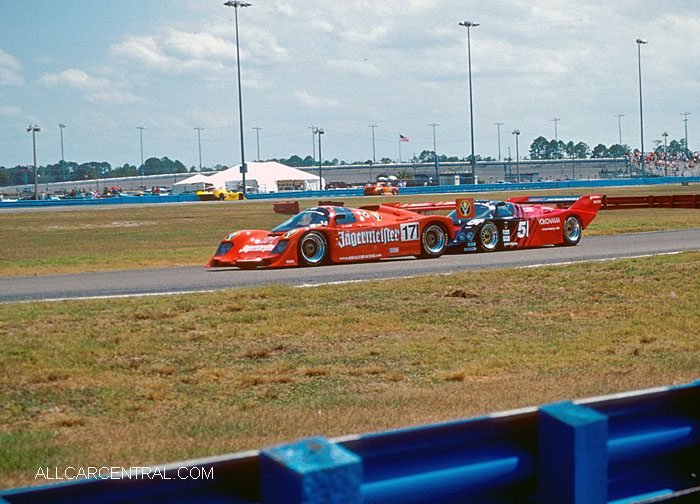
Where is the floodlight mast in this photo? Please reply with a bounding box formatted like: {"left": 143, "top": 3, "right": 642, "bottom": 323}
{"left": 459, "top": 21, "right": 479, "bottom": 185}
{"left": 224, "top": 1, "right": 252, "bottom": 195}
{"left": 27, "top": 125, "right": 40, "bottom": 199}
{"left": 636, "top": 38, "right": 647, "bottom": 181}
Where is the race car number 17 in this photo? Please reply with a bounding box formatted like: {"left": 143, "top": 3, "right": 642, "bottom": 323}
{"left": 400, "top": 222, "right": 419, "bottom": 241}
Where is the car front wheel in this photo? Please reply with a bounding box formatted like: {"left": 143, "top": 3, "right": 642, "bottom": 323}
{"left": 298, "top": 231, "right": 328, "bottom": 266}
{"left": 477, "top": 222, "right": 499, "bottom": 252}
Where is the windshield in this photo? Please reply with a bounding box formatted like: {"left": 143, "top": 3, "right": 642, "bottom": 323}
{"left": 448, "top": 202, "right": 493, "bottom": 221}
{"left": 271, "top": 208, "right": 331, "bottom": 233}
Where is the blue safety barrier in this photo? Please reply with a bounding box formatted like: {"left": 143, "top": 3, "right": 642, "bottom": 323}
{"left": 2, "top": 177, "right": 699, "bottom": 208}
{"left": 2, "top": 380, "right": 699, "bottom": 503}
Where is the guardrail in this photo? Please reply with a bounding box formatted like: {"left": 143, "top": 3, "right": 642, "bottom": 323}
{"left": 2, "top": 381, "right": 698, "bottom": 503}
{"left": 602, "top": 194, "right": 700, "bottom": 210}
{"left": 2, "top": 177, "right": 699, "bottom": 209}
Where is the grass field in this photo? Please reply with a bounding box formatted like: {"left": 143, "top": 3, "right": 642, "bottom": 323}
{"left": 0, "top": 184, "right": 699, "bottom": 277}
{"left": 0, "top": 184, "right": 699, "bottom": 489}
{"left": 1, "top": 252, "right": 698, "bottom": 488}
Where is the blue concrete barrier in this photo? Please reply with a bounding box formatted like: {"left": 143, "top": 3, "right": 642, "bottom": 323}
{"left": 2, "top": 380, "right": 698, "bottom": 503}
{"left": 2, "top": 177, "right": 699, "bottom": 208}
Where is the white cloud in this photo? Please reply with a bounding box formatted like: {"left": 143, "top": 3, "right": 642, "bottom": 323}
{"left": 39, "top": 69, "right": 140, "bottom": 104}
{"left": 0, "top": 105, "right": 21, "bottom": 117}
{"left": 295, "top": 90, "right": 340, "bottom": 109}
{"left": 40, "top": 69, "right": 111, "bottom": 90}
{"left": 0, "top": 49, "right": 23, "bottom": 86}
{"left": 327, "top": 59, "right": 380, "bottom": 77}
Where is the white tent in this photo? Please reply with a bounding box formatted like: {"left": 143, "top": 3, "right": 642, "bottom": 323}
{"left": 172, "top": 173, "right": 216, "bottom": 194}
{"left": 206, "top": 161, "right": 323, "bottom": 193}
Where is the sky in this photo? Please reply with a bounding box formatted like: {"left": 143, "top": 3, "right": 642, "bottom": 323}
{"left": 1, "top": 0, "right": 699, "bottom": 170}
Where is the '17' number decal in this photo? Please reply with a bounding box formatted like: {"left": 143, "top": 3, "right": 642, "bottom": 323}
{"left": 400, "top": 222, "right": 419, "bottom": 241}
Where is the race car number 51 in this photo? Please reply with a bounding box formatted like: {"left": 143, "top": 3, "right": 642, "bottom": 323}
{"left": 400, "top": 222, "right": 419, "bottom": 241}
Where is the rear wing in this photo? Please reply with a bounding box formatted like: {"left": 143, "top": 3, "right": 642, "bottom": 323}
{"left": 382, "top": 201, "right": 457, "bottom": 214}
{"left": 507, "top": 194, "right": 602, "bottom": 212}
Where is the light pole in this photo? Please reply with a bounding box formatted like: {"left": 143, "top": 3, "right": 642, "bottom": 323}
{"left": 614, "top": 114, "right": 625, "bottom": 175}
{"left": 368, "top": 124, "right": 377, "bottom": 163}
{"left": 512, "top": 129, "right": 520, "bottom": 183}
{"left": 429, "top": 123, "right": 439, "bottom": 183}
{"left": 494, "top": 122, "right": 503, "bottom": 161}
{"left": 194, "top": 127, "right": 204, "bottom": 171}
{"left": 309, "top": 126, "right": 316, "bottom": 162}
{"left": 614, "top": 114, "right": 625, "bottom": 148}
{"left": 27, "top": 125, "right": 40, "bottom": 199}
{"left": 459, "top": 20, "right": 479, "bottom": 184}
{"left": 662, "top": 131, "right": 669, "bottom": 177}
{"left": 137, "top": 126, "right": 145, "bottom": 182}
{"left": 253, "top": 126, "right": 262, "bottom": 161}
{"left": 636, "top": 38, "right": 647, "bottom": 181}
{"left": 224, "top": 0, "right": 252, "bottom": 195}
{"left": 551, "top": 117, "right": 562, "bottom": 178}
{"left": 681, "top": 112, "right": 691, "bottom": 158}
{"left": 315, "top": 128, "right": 324, "bottom": 190}
{"left": 59, "top": 123, "right": 66, "bottom": 182}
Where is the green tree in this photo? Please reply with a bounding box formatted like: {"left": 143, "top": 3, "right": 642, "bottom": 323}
{"left": 529, "top": 136, "right": 550, "bottom": 160}
{"left": 591, "top": 143, "right": 610, "bottom": 158}
{"left": 0, "top": 167, "right": 8, "bottom": 186}
{"left": 574, "top": 142, "right": 590, "bottom": 159}
{"left": 609, "top": 144, "right": 631, "bottom": 157}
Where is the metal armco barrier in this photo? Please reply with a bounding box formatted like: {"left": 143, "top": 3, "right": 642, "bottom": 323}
{"left": 2, "top": 381, "right": 698, "bottom": 503}
{"left": 3, "top": 177, "right": 699, "bottom": 209}
{"left": 601, "top": 194, "right": 700, "bottom": 210}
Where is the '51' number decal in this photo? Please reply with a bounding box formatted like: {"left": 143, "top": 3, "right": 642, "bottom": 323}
{"left": 517, "top": 220, "right": 529, "bottom": 239}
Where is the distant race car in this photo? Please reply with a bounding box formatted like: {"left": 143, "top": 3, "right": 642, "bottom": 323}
{"left": 389, "top": 195, "right": 602, "bottom": 252}
{"left": 363, "top": 181, "right": 399, "bottom": 196}
{"left": 207, "top": 204, "right": 454, "bottom": 269}
{"left": 196, "top": 188, "right": 246, "bottom": 201}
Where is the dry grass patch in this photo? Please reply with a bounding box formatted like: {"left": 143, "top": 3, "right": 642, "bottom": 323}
{"left": 1, "top": 252, "right": 699, "bottom": 488}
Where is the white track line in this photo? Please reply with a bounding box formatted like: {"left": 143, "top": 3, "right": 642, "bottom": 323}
{"left": 5, "top": 250, "right": 691, "bottom": 304}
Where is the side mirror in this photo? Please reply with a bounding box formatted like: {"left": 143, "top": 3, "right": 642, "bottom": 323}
{"left": 335, "top": 214, "right": 346, "bottom": 222}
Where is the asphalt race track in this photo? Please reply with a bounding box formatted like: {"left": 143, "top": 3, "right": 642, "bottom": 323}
{"left": 1, "top": 228, "right": 699, "bottom": 304}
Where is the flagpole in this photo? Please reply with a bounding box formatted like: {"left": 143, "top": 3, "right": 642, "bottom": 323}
{"left": 399, "top": 135, "right": 402, "bottom": 163}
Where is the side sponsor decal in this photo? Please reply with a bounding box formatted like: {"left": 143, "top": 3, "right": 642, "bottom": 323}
{"left": 538, "top": 216, "right": 561, "bottom": 232}
{"left": 338, "top": 227, "right": 400, "bottom": 248}
{"left": 240, "top": 244, "right": 275, "bottom": 253}
{"left": 456, "top": 198, "right": 475, "bottom": 219}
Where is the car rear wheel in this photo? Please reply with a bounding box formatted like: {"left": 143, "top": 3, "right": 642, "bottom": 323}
{"left": 477, "top": 222, "right": 499, "bottom": 252}
{"left": 419, "top": 223, "right": 447, "bottom": 258}
{"left": 563, "top": 215, "right": 582, "bottom": 246}
{"left": 298, "top": 231, "right": 328, "bottom": 266}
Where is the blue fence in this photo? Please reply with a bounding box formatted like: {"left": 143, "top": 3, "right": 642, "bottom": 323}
{"left": 2, "top": 380, "right": 699, "bottom": 503}
{"left": 2, "top": 177, "right": 699, "bottom": 209}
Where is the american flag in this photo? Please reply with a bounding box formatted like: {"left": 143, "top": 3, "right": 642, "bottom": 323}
{"left": 399, "top": 134, "right": 409, "bottom": 142}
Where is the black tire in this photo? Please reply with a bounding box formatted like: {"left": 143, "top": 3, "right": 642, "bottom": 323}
{"left": 477, "top": 222, "right": 499, "bottom": 252}
{"left": 298, "top": 231, "right": 328, "bottom": 266}
{"left": 419, "top": 223, "right": 448, "bottom": 258}
{"left": 218, "top": 193, "right": 226, "bottom": 201}
{"left": 563, "top": 215, "right": 582, "bottom": 246}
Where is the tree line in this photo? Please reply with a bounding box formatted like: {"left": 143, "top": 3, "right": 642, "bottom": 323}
{"left": 528, "top": 136, "right": 688, "bottom": 160}
{"left": 0, "top": 157, "right": 190, "bottom": 187}
{"left": 2, "top": 135, "right": 690, "bottom": 187}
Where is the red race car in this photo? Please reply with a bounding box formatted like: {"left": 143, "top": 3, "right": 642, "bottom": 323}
{"left": 363, "top": 181, "right": 399, "bottom": 196}
{"left": 207, "top": 204, "right": 454, "bottom": 269}
{"left": 389, "top": 194, "right": 602, "bottom": 252}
